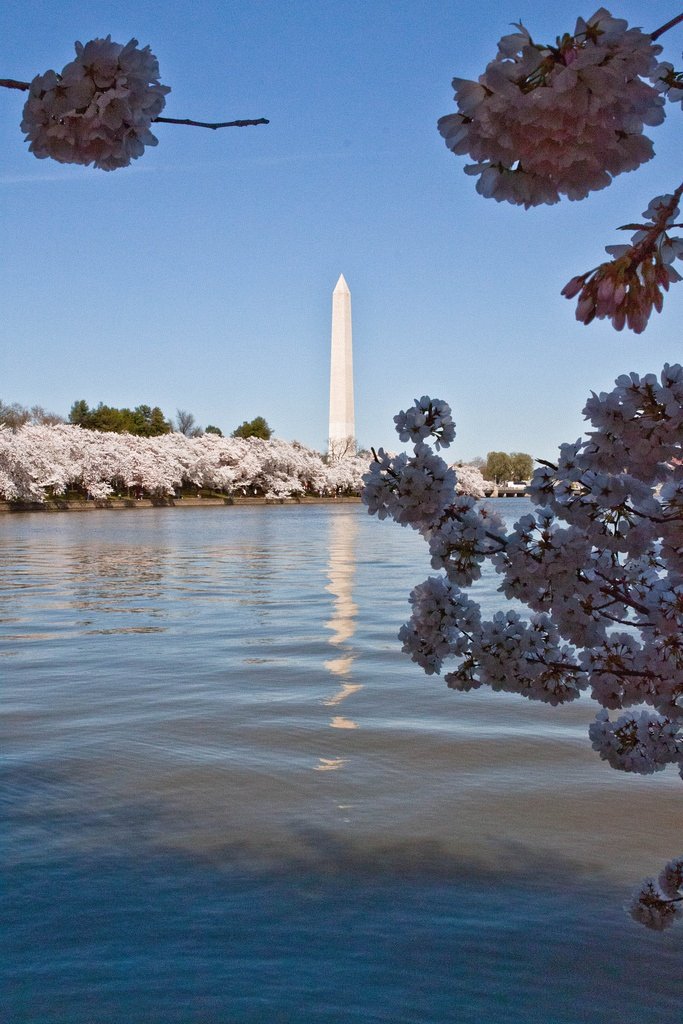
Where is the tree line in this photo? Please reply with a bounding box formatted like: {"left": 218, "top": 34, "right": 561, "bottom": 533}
{"left": 0, "top": 398, "right": 272, "bottom": 441}
{"left": 1, "top": 400, "right": 531, "bottom": 480}
{"left": 0, "top": 424, "right": 369, "bottom": 503}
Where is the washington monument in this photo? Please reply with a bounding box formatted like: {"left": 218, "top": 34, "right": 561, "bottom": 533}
{"left": 328, "top": 274, "right": 355, "bottom": 459}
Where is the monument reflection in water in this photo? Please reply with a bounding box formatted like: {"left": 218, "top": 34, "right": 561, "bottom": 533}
{"left": 323, "top": 508, "right": 361, "bottom": 735}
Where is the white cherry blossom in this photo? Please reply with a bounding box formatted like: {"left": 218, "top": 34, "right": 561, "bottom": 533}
{"left": 628, "top": 875, "right": 682, "bottom": 930}
{"left": 0, "top": 423, "right": 493, "bottom": 506}
{"left": 363, "top": 368, "right": 683, "bottom": 927}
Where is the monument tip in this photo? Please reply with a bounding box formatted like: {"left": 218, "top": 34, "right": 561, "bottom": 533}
{"left": 334, "top": 273, "right": 350, "bottom": 293}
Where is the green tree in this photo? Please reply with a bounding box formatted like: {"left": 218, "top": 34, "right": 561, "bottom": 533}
{"left": 69, "top": 399, "right": 90, "bottom": 426}
{"left": 85, "top": 404, "right": 130, "bottom": 433}
{"left": 69, "top": 400, "right": 171, "bottom": 435}
{"left": 70, "top": 401, "right": 124, "bottom": 431}
{"left": 509, "top": 452, "right": 533, "bottom": 482}
{"left": 485, "top": 451, "right": 512, "bottom": 484}
{"left": 132, "top": 405, "right": 172, "bottom": 436}
{"left": 105, "top": 406, "right": 127, "bottom": 431}
{"left": 205, "top": 424, "right": 223, "bottom": 436}
{"left": 232, "top": 416, "right": 272, "bottom": 440}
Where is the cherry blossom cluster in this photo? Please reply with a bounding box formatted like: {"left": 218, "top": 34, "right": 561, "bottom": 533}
{"left": 652, "top": 60, "right": 683, "bottom": 109}
{"left": 0, "top": 424, "right": 372, "bottom": 501}
{"left": 362, "top": 444, "right": 458, "bottom": 530}
{"left": 393, "top": 397, "right": 456, "bottom": 450}
{"left": 20, "top": 37, "right": 170, "bottom": 170}
{"left": 438, "top": 8, "right": 670, "bottom": 208}
{"left": 363, "top": 366, "right": 683, "bottom": 926}
{"left": 561, "top": 188, "right": 683, "bottom": 332}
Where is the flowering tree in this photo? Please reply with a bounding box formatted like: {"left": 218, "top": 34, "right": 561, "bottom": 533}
{"left": 432, "top": 11, "right": 683, "bottom": 914}
{"left": 438, "top": 7, "right": 683, "bottom": 332}
{"left": 453, "top": 462, "right": 487, "bottom": 498}
{"left": 1, "top": 36, "right": 268, "bottom": 171}
{"left": 362, "top": 377, "right": 683, "bottom": 928}
{"left": 0, "top": 423, "right": 494, "bottom": 506}
{"left": 0, "top": 424, "right": 424, "bottom": 503}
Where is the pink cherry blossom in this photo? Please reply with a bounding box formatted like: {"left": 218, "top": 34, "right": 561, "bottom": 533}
{"left": 20, "top": 37, "right": 170, "bottom": 170}
{"left": 438, "top": 9, "right": 666, "bottom": 207}
{"left": 563, "top": 186, "right": 683, "bottom": 332}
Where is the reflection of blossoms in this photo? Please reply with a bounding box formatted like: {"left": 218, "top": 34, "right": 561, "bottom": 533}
{"left": 20, "top": 37, "right": 170, "bottom": 170}
{"left": 363, "top": 368, "right": 683, "bottom": 928}
{"left": 562, "top": 187, "right": 683, "bottom": 332}
{"left": 438, "top": 8, "right": 666, "bottom": 207}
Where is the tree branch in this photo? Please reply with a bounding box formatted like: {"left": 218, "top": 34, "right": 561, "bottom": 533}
{"left": 593, "top": 570, "right": 651, "bottom": 616}
{"left": 153, "top": 116, "right": 269, "bottom": 129}
{"left": 651, "top": 12, "right": 683, "bottom": 41}
{"left": 0, "top": 81, "right": 269, "bottom": 128}
{"left": 0, "top": 78, "right": 30, "bottom": 90}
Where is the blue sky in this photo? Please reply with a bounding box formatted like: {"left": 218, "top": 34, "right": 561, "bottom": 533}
{"left": 1, "top": 0, "right": 681, "bottom": 460}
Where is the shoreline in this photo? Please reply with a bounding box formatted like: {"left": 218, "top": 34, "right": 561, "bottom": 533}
{"left": 0, "top": 495, "right": 363, "bottom": 514}
{"left": 0, "top": 491, "right": 529, "bottom": 515}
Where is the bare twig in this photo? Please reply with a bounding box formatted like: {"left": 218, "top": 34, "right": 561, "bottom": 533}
{"left": 0, "top": 78, "right": 30, "bottom": 90}
{"left": 651, "top": 12, "right": 683, "bottom": 41}
{"left": 0, "top": 80, "right": 269, "bottom": 128}
{"left": 154, "top": 116, "right": 269, "bottom": 129}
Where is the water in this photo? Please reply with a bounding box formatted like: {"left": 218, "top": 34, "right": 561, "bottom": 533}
{"left": 1, "top": 502, "right": 681, "bottom": 1023}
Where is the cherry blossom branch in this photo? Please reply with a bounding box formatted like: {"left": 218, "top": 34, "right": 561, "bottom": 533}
{"left": 440, "top": 510, "right": 507, "bottom": 551}
{"left": 474, "top": 650, "right": 666, "bottom": 683}
{"left": 618, "top": 184, "right": 683, "bottom": 265}
{"left": 563, "top": 184, "right": 683, "bottom": 332}
{"left": 622, "top": 504, "right": 683, "bottom": 525}
{"left": 527, "top": 657, "right": 660, "bottom": 680}
{"left": 0, "top": 79, "right": 269, "bottom": 128}
{"left": 593, "top": 571, "right": 651, "bottom": 616}
{"left": 598, "top": 610, "right": 654, "bottom": 628}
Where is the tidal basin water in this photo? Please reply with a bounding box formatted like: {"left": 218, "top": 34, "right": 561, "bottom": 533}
{"left": 2, "top": 501, "right": 681, "bottom": 1023}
